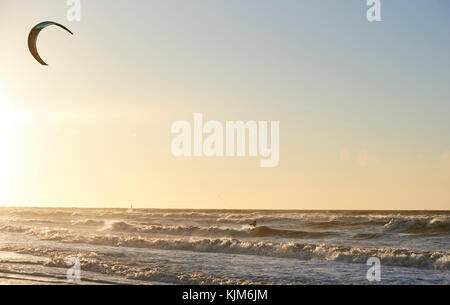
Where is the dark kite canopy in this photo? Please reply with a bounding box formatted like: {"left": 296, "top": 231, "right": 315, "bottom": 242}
{"left": 28, "top": 21, "right": 73, "bottom": 66}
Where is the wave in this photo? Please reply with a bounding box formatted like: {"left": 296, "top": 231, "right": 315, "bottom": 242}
{"left": 0, "top": 245, "right": 261, "bottom": 285}
{"left": 209, "top": 214, "right": 422, "bottom": 230}
{"left": 0, "top": 224, "right": 29, "bottom": 233}
{"left": 352, "top": 233, "right": 385, "bottom": 240}
{"left": 0, "top": 221, "right": 337, "bottom": 241}
{"left": 71, "top": 219, "right": 105, "bottom": 227}
{"left": 126, "top": 214, "right": 450, "bottom": 236}
{"left": 65, "top": 236, "right": 450, "bottom": 271}
{"left": 5, "top": 209, "right": 77, "bottom": 218}
{"left": 383, "top": 217, "right": 450, "bottom": 234}
{"left": 105, "top": 221, "right": 338, "bottom": 239}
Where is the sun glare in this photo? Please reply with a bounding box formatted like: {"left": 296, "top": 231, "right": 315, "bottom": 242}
{"left": 0, "top": 104, "right": 32, "bottom": 205}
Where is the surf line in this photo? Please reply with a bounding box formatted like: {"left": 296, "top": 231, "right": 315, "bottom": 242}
{"left": 171, "top": 113, "right": 280, "bottom": 167}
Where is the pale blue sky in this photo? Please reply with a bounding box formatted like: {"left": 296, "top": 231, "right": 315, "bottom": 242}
{"left": 0, "top": 1, "right": 449, "bottom": 209}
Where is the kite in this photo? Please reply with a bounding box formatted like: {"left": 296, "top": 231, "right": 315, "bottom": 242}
{"left": 28, "top": 21, "right": 73, "bottom": 66}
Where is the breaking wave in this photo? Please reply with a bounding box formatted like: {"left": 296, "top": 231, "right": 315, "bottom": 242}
{"left": 383, "top": 217, "right": 450, "bottom": 234}
{"left": 66, "top": 236, "right": 450, "bottom": 271}
{"left": 105, "top": 221, "right": 339, "bottom": 239}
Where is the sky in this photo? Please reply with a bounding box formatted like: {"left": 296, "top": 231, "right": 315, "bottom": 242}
{"left": 0, "top": 0, "right": 449, "bottom": 210}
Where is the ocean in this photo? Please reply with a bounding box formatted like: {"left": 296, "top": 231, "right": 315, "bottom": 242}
{"left": 0, "top": 208, "right": 448, "bottom": 284}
